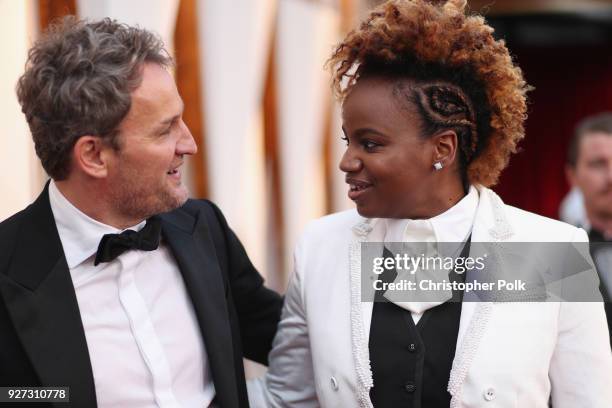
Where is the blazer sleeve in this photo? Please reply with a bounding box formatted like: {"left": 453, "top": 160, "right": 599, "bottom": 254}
{"left": 549, "top": 228, "right": 612, "bottom": 407}
{"left": 202, "top": 200, "right": 283, "bottom": 365}
{"left": 249, "top": 235, "right": 319, "bottom": 408}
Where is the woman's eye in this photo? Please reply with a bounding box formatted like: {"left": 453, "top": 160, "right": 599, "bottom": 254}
{"left": 362, "top": 140, "right": 378, "bottom": 150}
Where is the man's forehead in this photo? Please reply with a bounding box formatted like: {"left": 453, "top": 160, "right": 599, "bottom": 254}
{"left": 581, "top": 132, "right": 612, "bottom": 147}
{"left": 129, "top": 65, "right": 181, "bottom": 112}
{"left": 133, "top": 64, "right": 176, "bottom": 97}
{"left": 579, "top": 132, "right": 612, "bottom": 157}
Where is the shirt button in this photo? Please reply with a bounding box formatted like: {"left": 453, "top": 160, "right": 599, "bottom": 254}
{"left": 483, "top": 387, "right": 496, "bottom": 401}
{"left": 404, "top": 382, "right": 416, "bottom": 393}
{"left": 330, "top": 376, "right": 339, "bottom": 391}
{"left": 408, "top": 343, "right": 417, "bottom": 352}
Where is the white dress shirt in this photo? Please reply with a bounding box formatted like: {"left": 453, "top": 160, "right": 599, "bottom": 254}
{"left": 383, "top": 185, "right": 479, "bottom": 322}
{"left": 48, "top": 180, "right": 215, "bottom": 407}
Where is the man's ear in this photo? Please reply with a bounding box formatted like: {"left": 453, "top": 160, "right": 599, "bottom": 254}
{"left": 432, "top": 129, "right": 458, "bottom": 168}
{"left": 72, "top": 136, "right": 111, "bottom": 178}
{"left": 565, "top": 164, "right": 577, "bottom": 187}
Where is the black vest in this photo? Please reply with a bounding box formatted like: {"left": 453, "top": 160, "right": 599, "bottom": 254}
{"left": 369, "top": 242, "right": 469, "bottom": 408}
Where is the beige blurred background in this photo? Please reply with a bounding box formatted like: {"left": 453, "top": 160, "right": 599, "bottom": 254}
{"left": 2, "top": 0, "right": 612, "bottom": 293}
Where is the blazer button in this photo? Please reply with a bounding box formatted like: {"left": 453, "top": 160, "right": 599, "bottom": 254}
{"left": 404, "top": 382, "right": 416, "bottom": 393}
{"left": 483, "top": 388, "right": 496, "bottom": 401}
{"left": 330, "top": 376, "right": 339, "bottom": 391}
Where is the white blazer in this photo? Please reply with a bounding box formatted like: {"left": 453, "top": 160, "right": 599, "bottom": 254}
{"left": 250, "top": 186, "right": 612, "bottom": 408}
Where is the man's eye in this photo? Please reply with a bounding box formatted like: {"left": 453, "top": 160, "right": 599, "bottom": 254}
{"left": 588, "top": 160, "right": 606, "bottom": 169}
{"left": 340, "top": 136, "right": 349, "bottom": 146}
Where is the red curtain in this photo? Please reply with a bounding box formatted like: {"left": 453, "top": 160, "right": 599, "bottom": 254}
{"left": 493, "top": 45, "right": 612, "bottom": 219}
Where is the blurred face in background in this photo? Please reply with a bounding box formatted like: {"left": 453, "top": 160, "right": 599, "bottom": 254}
{"left": 569, "top": 132, "right": 612, "bottom": 221}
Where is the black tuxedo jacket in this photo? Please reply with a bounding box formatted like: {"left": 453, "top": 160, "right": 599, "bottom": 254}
{"left": 0, "top": 185, "right": 283, "bottom": 407}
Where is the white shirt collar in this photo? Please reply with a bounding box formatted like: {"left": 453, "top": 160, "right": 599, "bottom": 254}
{"left": 384, "top": 185, "right": 479, "bottom": 243}
{"left": 48, "top": 180, "right": 146, "bottom": 269}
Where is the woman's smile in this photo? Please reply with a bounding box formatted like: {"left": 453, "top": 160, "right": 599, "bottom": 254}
{"left": 346, "top": 177, "right": 373, "bottom": 201}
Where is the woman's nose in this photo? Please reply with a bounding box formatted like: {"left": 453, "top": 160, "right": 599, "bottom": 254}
{"left": 339, "top": 149, "right": 362, "bottom": 173}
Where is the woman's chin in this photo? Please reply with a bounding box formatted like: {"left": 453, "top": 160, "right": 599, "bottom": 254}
{"left": 355, "top": 204, "right": 382, "bottom": 219}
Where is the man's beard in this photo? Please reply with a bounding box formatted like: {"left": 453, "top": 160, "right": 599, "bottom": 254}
{"left": 109, "top": 175, "right": 188, "bottom": 222}
{"left": 594, "top": 207, "right": 612, "bottom": 222}
{"left": 594, "top": 185, "right": 612, "bottom": 218}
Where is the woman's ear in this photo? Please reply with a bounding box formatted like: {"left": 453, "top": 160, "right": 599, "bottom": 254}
{"left": 72, "top": 136, "right": 110, "bottom": 178}
{"left": 432, "top": 129, "right": 458, "bottom": 168}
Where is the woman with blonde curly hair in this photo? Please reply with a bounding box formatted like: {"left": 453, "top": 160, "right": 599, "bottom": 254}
{"left": 250, "top": 0, "right": 612, "bottom": 407}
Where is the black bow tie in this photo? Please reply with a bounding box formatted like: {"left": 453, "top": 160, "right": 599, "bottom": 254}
{"left": 94, "top": 217, "right": 162, "bottom": 266}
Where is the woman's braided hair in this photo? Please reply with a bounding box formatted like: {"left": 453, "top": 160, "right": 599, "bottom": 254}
{"left": 328, "top": 0, "right": 530, "bottom": 186}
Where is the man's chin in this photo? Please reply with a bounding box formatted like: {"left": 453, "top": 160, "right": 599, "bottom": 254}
{"left": 174, "top": 194, "right": 189, "bottom": 209}
{"left": 167, "top": 187, "right": 190, "bottom": 210}
{"left": 145, "top": 188, "right": 189, "bottom": 216}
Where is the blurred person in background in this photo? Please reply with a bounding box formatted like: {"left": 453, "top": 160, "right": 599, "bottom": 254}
{"left": 0, "top": 17, "right": 282, "bottom": 407}
{"left": 559, "top": 186, "right": 587, "bottom": 227}
{"left": 250, "top": 0, "right": 612, "bottom": 407}
{"left": 566, "top": 112, "right": 612, "bottom": 344}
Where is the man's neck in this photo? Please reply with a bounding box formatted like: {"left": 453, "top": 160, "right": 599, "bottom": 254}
{"left": 587, "top": 208, "right": 612, "bottom": 238}
{"left": 54, "top": 179, "right": 142, "bottom": 230}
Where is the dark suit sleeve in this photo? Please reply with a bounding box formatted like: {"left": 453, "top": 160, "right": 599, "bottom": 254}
{"left": 201, "top": 200, "right": 283, "bottom": 365}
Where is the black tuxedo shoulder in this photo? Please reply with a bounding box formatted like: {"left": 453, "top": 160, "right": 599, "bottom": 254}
{"left": 0, "top": 202, "right": 33, "bottom": 236}
{"left": 0, "top": 203, "right": 36, "bottom": 273}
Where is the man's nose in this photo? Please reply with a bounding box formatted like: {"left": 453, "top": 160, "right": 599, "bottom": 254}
{"left": 176, "top": 120, "right": 197, "bottom": 156}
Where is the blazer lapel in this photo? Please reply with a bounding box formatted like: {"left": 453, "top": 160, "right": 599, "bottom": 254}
{"left": 160, "top": 208, "right": 239, "bottom": 408}
{"left": 347, "top": 217, "right": 386, "bottom": 408}
{"left": 0, "top": 186, "right": 97, "bottom": 407}
{"left": 448, "top": 186, "right": 514, "bottom": 408}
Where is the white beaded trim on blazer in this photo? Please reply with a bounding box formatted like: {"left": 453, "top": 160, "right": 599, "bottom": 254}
{"left": 347, "top": 188, "right": 514, "bottom": 408}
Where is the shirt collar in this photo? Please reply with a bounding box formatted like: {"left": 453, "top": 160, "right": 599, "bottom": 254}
{"left": 48, "top": 180, "right": 146, "bottom": 268}
{"left": 384, "top": 185, "right": 479, "bottom": 244}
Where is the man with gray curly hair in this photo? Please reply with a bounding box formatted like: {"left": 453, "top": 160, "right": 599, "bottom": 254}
{"left": 0, "top": 17, "right": 282, "bottom": 407}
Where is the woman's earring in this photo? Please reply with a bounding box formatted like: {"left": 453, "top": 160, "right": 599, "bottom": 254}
{"left": 433, "top": 161, "right": 443, "bottom": 171}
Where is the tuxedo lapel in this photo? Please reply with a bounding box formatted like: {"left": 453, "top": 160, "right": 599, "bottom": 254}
{"left": 161, "top": 208, "right": 240, "bottom": 408}
{"left": 0, "top": 185, "right": 96, "bottom": 407}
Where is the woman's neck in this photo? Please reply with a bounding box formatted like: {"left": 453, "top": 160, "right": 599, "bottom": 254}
{"left": 402, "top": 178, "right": 468, "bottom": 220}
